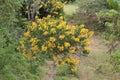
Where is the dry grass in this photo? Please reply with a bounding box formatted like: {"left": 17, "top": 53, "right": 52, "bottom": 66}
{"left": 79, "top": 35, "right": 120, "bottom": 80}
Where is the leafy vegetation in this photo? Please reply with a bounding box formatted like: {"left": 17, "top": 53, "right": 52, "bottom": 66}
{"left": 107, "top": 0, "right": 120, "bottom": 10}
{"left": 0, "top": 0, "right": 120, "bottom": 80}
{"left": 96, "top": 9, "right": 120, "bottom": 40}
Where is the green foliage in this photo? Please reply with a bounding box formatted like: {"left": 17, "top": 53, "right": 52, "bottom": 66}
{"left": 0, "top": 44, "right": 46, "bottom": 80}
{"left": 110, "top": 49, "right": 120, "bottom": 72}
{"left": 96, "top": 9, "right": 120, "bottom": 40}
{"left": 107, "top": 0, "right": 120, "bottom": 10}
{"left": 0, "top": 0, "right": 26, "bottom": 27}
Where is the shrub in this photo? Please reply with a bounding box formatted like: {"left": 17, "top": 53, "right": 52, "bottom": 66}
{"left": 19, "top": 15, "right": 94, "bottom": 73}
{"left": 96, "top": 9, "right": 120, "bottom": 40}
{"left": 107, "top": 0, "right": 120, "bottom": 10}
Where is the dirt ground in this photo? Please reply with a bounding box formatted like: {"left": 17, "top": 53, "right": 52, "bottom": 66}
{"left": 79, "top": 35, "right": 120, "bottom": 80}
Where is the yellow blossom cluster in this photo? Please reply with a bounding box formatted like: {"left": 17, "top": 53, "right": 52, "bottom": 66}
{"left": 60, "top": 57, "right": 80, "bottom": 72}
{"left": 24, "top": 30, "right": 30, "bottom": 37}
{"left": 19, "top": 15, "right": 94, "bottom": 72}
{"left": 23, "top": 0, "right": 65, "bottom": 20}
{"left": 38, "top": 0, "right": 64, "bottom": 17}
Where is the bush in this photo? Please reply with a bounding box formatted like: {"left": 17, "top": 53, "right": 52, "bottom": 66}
{"left": 107, "top": 0, "right": 120, "bottom": 10}
{"left": 19, "top": 15, "right": 94, "bottom": 73}
{"left": 96, "top": 9, "right": 120, "bottom": 40}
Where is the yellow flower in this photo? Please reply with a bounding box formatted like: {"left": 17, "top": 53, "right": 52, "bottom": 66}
{"left": 59, "top": 16, "right": 63, "bottom": 19}
{"left": 72, "top": 26, "right": 76, "bottom": 30}
{"left": 79, "top": 34, "right": 88, "bottom": 38}
{"left": 65, "top": 58, "right": 70, "bottom": 63}
{"left": 74, "top": 38, "right": 80, "bottom": 42}
{"left": 47, "top": 41, "right": 56, "bottom": 48}
{"left": 84, "top": 39, "right": 91, "bottom": 46}
{"left": 49, "top": 37, "right": 56, "bottom": 42}
{"left": 80, "top": 24, "right": 85, "bottom": 28}
{"left": 48, "top": 21, "right": 55, "bottom": 25}
{"left": 53, "top": 11, "right": 58, "bottom": 14}
{"left": 64, "top": 42, "right": 70, "bottom": 48}
{"left": 23, "top": 52, "right": 33, "bottom": 60}
{"left": 65, "top": 31, "right": 72, "bottom": 35}
{"left": 35, "top": 16, "right": 39, "bottom": 19}
{"left": 57, "top": 45, "right": 64, "bottom": 51}
{"left": 31, "top": 45, "right": 39, "bottom": 52}
{"left": 74, "top": 60, "right": 80, "bottom": 65}
{"left": 22, "top": 52, "right": 27, "bottom": 58}
{"left": 39, "top": 27, "right": 42, "bottom": 30}
{"left": 59, "top": 35, "right": 65, "bottom": 40}
{"left": 30, "top": 38, "right": 39, "bottom": 46}
{"left": 57, "top": 24, "right": 62, "bottom": 29}
{"left": 71, "top": 67, "right": 77, "bottom": 72}
{"left": 51, "top": 43, "right": 56, "bottom": 48}
{"left": 61, "top": 61, "right": 65, "bottom": 65}
{"left": 69, "top": 47, "right": 76, "bottom": 54}
{"left": 80, "top": 28, "right": 88, "bottom": 34}
{"left": 89, "top": 31, "right": 94, "bottom": 37}
{"left": 24, "top": 31, "right": 30, "bottom": 37}
{"left": 41, "top": 45, "right": 47, "bottom": 52}
{"left": 48, "top": 42, "right": 52, "bottom": 48}
{"left": 72, "top": 37, "right": 79, "bottom": 42}
{"left": 65, "top": 25, "right": 70, "bottom": 30}
{"left": 50, "top": 28, "right": 56, "bottom": 34}
{"left": 43, "top": 23, "right": 48, "bottom": 30}
{"left": 47, "top": 15, "right": 51, "bottom": 18}
{"left": 43, "top": 31, "right": 48, "bottom": 36}
{"left": 53, "top": 56, "right": 57, "bottom": 61}
{"left": 20, "top": 40, "right": 24, "bottom": 44}
{"left": 31, "top": 22, "right": 37, "bottom": 30}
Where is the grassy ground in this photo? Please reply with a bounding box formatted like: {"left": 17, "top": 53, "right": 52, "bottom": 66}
{"left": 79, "top": 35, "right": 120, "bottom": 80}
